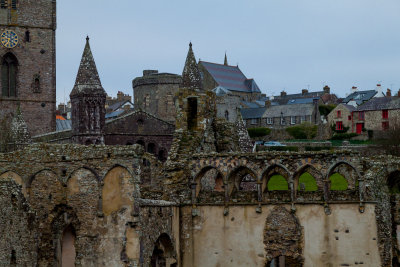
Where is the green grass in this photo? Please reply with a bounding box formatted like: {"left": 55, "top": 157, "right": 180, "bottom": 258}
{"left": 298, "top": 172, "right": 318, "bottom": 191}
{"left": 330, "top": 173, "right": 348, "bottom": 190}
{"left": 267, "top": 175, "right": 288, "bottom": 191}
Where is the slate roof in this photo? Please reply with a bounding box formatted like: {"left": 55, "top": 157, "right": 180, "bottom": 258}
{"left": 273, "top": 91, "right": 324, "bottom": 105}
{"left": 357, "top": 97, "right": 400, "bottom": 111}
{"left": 56, "top": 119, "right": 72, "bottom": 131}
{"left": 340, "top": 104, "right": 356, "bottom": 112}
{"left": 342, "top": 90, "right": 377, "bottom": 105}
{"left": 241, "top": 101, "right": 261, "bottom": 108}
{"left": 263, "top": 103, "right": 315, "bottom": 118}
{"left": 286, "top": 98, "right": 318, "bottom": 105}
{"left": 108, "top": 100, "right": 134, "bottom": 112}
{"left": 240, "top": 107, "right": 266, "bottom": 119}
{"left": 199, "top": 61, "right": 261, "bottom": 93}
{"left": 105, "top": 110, "right": 125, "bottom": 119}
{"left": 212, "top": 86, "right": 231, "bottom": 96}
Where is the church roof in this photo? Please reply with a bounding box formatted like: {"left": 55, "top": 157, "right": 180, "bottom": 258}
{"left": 70, "top": 37, "right": 106, "bottom": 97}
{"left": 199, "top": 61, "right": 261, "bottom": 93}
{"left": 181, "top": 42, "right": 202, "bottom": 89}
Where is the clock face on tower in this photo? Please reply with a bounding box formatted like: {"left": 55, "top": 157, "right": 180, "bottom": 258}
{"left": 1, "top": 30, "right": 18, "bottom": 48}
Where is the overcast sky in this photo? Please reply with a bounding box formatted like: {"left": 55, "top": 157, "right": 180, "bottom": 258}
{"left": 56, "top": 0, "right": 400, "bottom": 104}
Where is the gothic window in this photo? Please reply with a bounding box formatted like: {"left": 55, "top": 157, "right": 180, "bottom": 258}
{"left": 32, "top": 74, "right": 40, "bottom": 93}
{"left": 2, "top": 53, "right": 18, "bottom": 97}
{"left": 25, "top": 31, "right": 30, "bottom": 42}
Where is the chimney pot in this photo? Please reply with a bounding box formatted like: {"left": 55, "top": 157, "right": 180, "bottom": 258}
{"left": 281, "top": 91, "right": 287, "bottom": 97}
{"left": 265, "top": 100, "right": 271, "bottom": 108}
{"left": 302, "top": 89, "right": 308, "bottom": 95}
{"left": 387, "top": 89, "right": 391, "bottom": 97}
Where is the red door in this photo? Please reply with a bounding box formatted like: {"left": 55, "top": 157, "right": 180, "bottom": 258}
{"left": 356, "top": 123, "right": 363, "bottom": 134}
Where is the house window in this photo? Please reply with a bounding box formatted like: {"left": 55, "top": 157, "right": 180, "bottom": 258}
{"left": 382, "top": 110, "right": 388, "bottom": 119}
{"left": 336, "top": 121, "right": 343, "bottom": 131}
{"left": 348, "top": 115, "right": 352, "bottom": 121}
{"left": 10, "top": 0, "right": 16, "bottom": 10}
{"left": 358, "top": 111, "right": 365, "bottom": 121}
{"left": 337, "top": 110, "right": 341, "bottom": 118}
{"left": 300, "top": 115, "right": 306, "bottom": 123}
{"left": 382, "top": 121, "right": 389, "bottom": 131}
{"left": 266, "top": 117, "right": 273, "bottom": 125}
{"left": 290, "top": 116, "right": 296, "bottom": 125}
{"left": 251, "top": 118, "right": 258, "bottom": 125}
{"left": 280, "top": 117, "right": 285, "bottom": 125}
{"left": 2, "top": 53, "right": 18, "bottom": 97}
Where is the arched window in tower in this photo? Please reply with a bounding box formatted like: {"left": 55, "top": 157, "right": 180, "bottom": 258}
{"left": 225, "top": 110, "right": 229, "bottom": 121}
{"left": 2, "top": 53, "right": 18, "bottom": 97}
{"left": 25, "top": 31, "right": 30, "bottom": 42}
{"left": 32, "top": 74, "right": 40, "bottom": 93}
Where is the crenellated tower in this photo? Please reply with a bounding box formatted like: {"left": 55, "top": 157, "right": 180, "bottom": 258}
{"left": 70, "top": 37, "right": 106, "bottom": 145}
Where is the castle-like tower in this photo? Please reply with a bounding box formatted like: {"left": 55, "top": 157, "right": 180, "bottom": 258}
{"left": 0, "top": 0, "right": 57, "bottom": 136}
{"left": 70, "top": 37, "right": 106, "bottom": 145}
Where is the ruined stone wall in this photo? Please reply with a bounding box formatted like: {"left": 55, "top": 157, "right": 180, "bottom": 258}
{"left": 0, "top": 0, "right": 56, "bottom": 136}
{"left": 215, "top": 94, "right": 240, "bottom": 123}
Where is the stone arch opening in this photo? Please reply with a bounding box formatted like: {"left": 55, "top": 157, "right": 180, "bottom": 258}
{"left": 61, "top": 225, "right": 76, "bottom": 267}
{"left": 187, "top": 97, "right": 198, "bottom": 131}
{"left": 147, "top": 143, "right": 156, "bottom": 155}
{"left": 262, "top": 164, "right": 290, "bottom": 192}
{"left": 195, "top": 167, "right": 224, "bottom": 197}
{"left": 136, "top": 140, "right": 145, "bottom": 148}
{"left": 158, "top": 148, "right": 167, "bottom": 162}
{"left": 388, "top": 170, "right": 400, "bottom": 193}
{"left": 327, "top": 161, "right": 359, "bottom": 190}
{"left": 0, "top": 171, "right": 25, "bottom": 196}
{"left": 227, "top": 166, "right": 257, "bottom": 196}
{"left": 150, "top": 233, "right": 176, "bottom": 267}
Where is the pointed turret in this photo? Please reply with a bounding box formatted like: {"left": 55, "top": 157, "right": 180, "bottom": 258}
{"left": 181, "top": 42, "right": 202, "bottom": 89}
{"left": 224, "top": 52, "right": 228, "bottom": 66}
{"left": 70, "top": 36, "right": 106, "bottom": 96}
{"left": 70, "top": 37, "right": 106, "bottom": 145}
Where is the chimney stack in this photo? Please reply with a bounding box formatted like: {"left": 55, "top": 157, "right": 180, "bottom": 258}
{"left": 265, "top": 100, "right": 271, "bottom": 108}
{"left": 323, "top": 85, "right": 330, "bottom": 94}
{"left": 302, "top": 89, "right": 308, "bottom": 95}
{"left": 387, "top": 89, "right": 391, "bottom": 97}
{"left": 280, "top": 91, "right": 287, "bottom": 97}
{"left": 376, "top": 84, "right": 382, "bottom": 97}
{"left": 352, "top": 86, "right": 358, "bottom": 93}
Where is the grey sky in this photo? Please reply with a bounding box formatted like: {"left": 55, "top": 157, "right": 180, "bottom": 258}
{"left": 56, "top": 0, "right": 400, "bottom": 104}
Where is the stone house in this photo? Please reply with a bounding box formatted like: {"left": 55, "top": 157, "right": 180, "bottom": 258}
{"left": 262, "top": 102, "right": 320, "bottom": 129}
{"left": 272, "top": 86, "right": 333, "bottom": 105}
{"left": 212, "top": 86, "right": 241, "bottom": 123}
{"left": 327, "top": 103, "right": 356, "bottom": 132}
{"left": 352, "top": 97, "right": 400, "bottom": 135}
{"left": 240, "top": 107, "right": 266, "bottom": 128}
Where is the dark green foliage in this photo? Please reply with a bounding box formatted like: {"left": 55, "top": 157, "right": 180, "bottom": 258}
{"left": 286, "top": 122, "right": 317, "bottom": 140}
{"left": 247, "top": 127, "right": 271, "bottom": 138}
{"left": 319, "top": 104, "right": 336, "bottom": 117}
{"left": 331, "top": 133, "right": 358, "bottom": 140}
{"left": 265, "top": 146, "right": 299, "bottom": 152}
{"left": 330, "top": 124, "right": 350, "bottom": 133}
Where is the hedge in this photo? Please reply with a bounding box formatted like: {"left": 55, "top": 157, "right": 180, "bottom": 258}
{"left": 331, "top": 133, "right": 358, "bottom": 140}
{"left": 248, "top": 127, "right": 271, "bottom": 138}
{"left": 286, "top": 122, "right": 317, "bottom": 140}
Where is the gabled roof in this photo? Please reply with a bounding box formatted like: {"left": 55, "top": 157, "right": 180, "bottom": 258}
{"left": 199, "top": 61, "right": 261, "bottom": 93}
{"left": 108, "top": 100, "right": 134, "bottom": 112}
{"left": 105, "top": 109, "right": 174, "bottom": 127}
{"left": 357, "top": 97, "right": 400, "bottom": 111}
{"left": 342, "top": 90, "right": 377, "bottom": 105}
{"left": 263, "top": 103, "right": 315, "bottom": 118}
{"left": 105, "top": 110, "right": 125, "bottom": 119}
{"left": 339, "top": 104, "right": 356, "bottom": 112}
{"left": 240, "top": 107, "right": 266, "bottom": 119}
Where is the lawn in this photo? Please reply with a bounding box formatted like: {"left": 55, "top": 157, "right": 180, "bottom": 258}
{"left": 267, "top": 173, "right": 348, "bottom": 191}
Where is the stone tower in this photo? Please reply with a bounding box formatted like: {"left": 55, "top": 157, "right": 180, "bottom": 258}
{"left": 0, "top": 0, "right": 56, "bottom": 136}
{"left": 70, "top": 37, "right": 106, "bottom": 145}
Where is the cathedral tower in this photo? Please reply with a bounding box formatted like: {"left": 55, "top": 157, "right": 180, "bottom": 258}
{"left": 0, "top": 0, "right": 56, "bottom": 136}
{"left": 70, "top": 37, "right": 106, "bottom": 145}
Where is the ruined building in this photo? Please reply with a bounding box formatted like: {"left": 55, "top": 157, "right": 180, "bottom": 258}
{"left": 0, "top": 0, "right": 56, "bottom": 136}
{"left": 1, "top": 41, "right": 400, "bottom": 267}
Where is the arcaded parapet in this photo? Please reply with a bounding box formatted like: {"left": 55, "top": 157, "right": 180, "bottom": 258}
{"left": 0, "top": 179, "right": 38, "bottom": 266}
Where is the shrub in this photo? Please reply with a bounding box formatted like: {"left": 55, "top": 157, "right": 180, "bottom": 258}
{"left": 266, "top": 146, "right": 299, "bottom": 152}
{"left": 330, "top": 124, "right": 350, "bottom": 134}
{"left": 331, "top": 133, "right": 358, "bottom": 140}
{"left": 286, "top": 122, "right": 317, "bottom": 140}
{"left": 247, "top": 127, "right": 271, "bottom": 138}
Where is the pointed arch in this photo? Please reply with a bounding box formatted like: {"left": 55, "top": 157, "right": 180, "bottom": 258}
{"left": 2, "top": 52, "right": 18, "bottom": 97}
{"left": 327, "top": 161, "right": 360, "bottom": 190}
{"left": 61, "top": 225, "right": 76, "bottom": 267}
{"left": 227, "top": 166, "right": 257, "bottom": 196}
{"left": 194, "top": 166, "right": 224, "bottom": 196}
{"left": 67, "top": 166, "right": 100, "bottom": 183}
{"left": 293, "top": 164, "right": 322, "bottom": 192}
{"left": 150, "top": 233, "right": 177, "bottom": 267}
{"left": 261, "top": 164, "right": 291, "bottom": 192}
